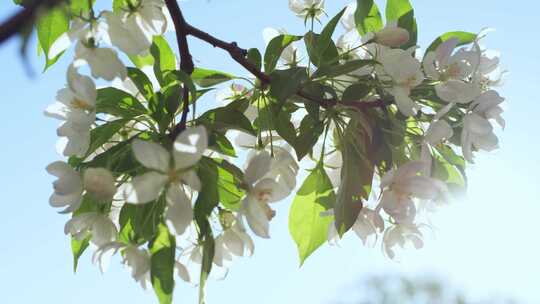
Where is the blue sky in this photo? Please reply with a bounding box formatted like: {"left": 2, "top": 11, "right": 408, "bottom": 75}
{"left": 1, "top": 0, "right": 539, "bottom": 303}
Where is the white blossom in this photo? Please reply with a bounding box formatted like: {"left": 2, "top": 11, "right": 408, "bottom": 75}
{"left": 378, "top": 48, "right": 424, "bottom": 116}
{"left": 83, "top": 168, "right": 117, "bottom": 202}
{"left": 383, "top": 223, "right": 424, "bottom": 259}
{"left": 45, "top": 65, "right": 97, "bottom": 157}
{"left": 374, "top": 26, "right": 410, "bottom": 48}
{"left": 289, "top": 0, "right": 325, "bottom": 18}
{"left": 104, "top": 0, "right": 167, "bottom": 56}
{"left": 380, "top": 161, "right": 446, "bottom": 224}
{"left": 120, "top": 126, "right": 208, "bottom": 235}
{"left": 124, "top": 245, "right": 152, "bottom": 289}
{"left": 46, "top": 161, "right": 83, "bottom": 213}
{"left": 423, "top": 38, "right": 482, "bottom": 104}
{"left": 64, "top": 212, "right": 118, "bottom": 247}
{"left": 241, "top": 151, "right": 291, "bottom": 238}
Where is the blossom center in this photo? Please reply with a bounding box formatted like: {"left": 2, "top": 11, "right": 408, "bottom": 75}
{"left": 256, "top": 189, "right": 273, "bottom": 203}
{"left": 71, "top": 98, "right": 94, "bottom": 111}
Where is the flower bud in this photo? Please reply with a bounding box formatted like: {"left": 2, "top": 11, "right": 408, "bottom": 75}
{"left": 375, "top": 27, "right": 410, "bottom": 47}
{"left": 83, "top": 168, "right": 116, "bottom": 202}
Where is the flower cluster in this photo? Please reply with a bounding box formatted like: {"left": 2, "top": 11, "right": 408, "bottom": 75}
{"left": 37, "top": 0, "right": 505, "bottom": 302}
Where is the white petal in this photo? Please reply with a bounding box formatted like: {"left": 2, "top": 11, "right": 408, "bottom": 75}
{"left": 132, "top": 139, "right": 171, "bottom": 172}
{"left": 64, "top": 212, "right": 98, "bottom": 236}
{"left": 180, "top": 169, "right": 201, "bottom": 192}
{"left": 91, "top": 215, "right": 118, "bottom": 247}
{"left": 123, "top": 172, "right": 168, "bottom": 204}
{"left": 173, "top": 126, "right": 208, "bottom": 170}
{"left": 223, "top": 229, "right": 245, "bottom": 257}
{"left": 391, "top": 87, "right": 418, "bottom": 117}
{"left": 83, "top": 168, "right": 116, "bottom": 202}
{"left": 436, "top": 38, "right": 459, "bottom": 66}
{"left": 243, "top": 196, "right": 270, "bottom": 238}
{"left": 254, "top": 178, "right": 290, "bottom": 203}
{"left": 244, "top": 150, "right": 272, "bottom": 185}
{"left": 425, "top": 120, "right": 453, "bottom": 145}
{"left": 175, "top": 262, "right": 190, "bottom": 282}
{"left": 464, "top": 113, "right": 493, "bottom": 135}
{"left": 394, "top": 161, "right": 426, "bottom": 182}
{"left": 401, "top": 176, "right": 441, "bottom": 200}
{"left": 165, "top": 186, "right": 193, "bottom": 235}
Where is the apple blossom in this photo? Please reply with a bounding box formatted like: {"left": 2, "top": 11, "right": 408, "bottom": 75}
{"left": 374, "top": 26, "right": 410, "bottom": 48}
{"left": 289, "top": 0, "right": 325, "bottom": 19}
{"left": 378, "top": 48, "right": 424, "bottom": 116}
{"left": 241, "top": 151, "right": 291, "bottom": 238}
{"left": 83, "top": 168, "right": 117, "bottom": 202}
{"left": 45, "top": 65, "right": 97, "bottom": 157}
{"left": 64, "top": 212, "right": 118, "bottom": 247}
{"left": 121, "top": 126, "right": 208, "bottom": 235}
{"left": 380, "top": 161, "right": 447, "bottom": 224}
{"left": 46, "top": 161, "right": 83, "bottom": 213}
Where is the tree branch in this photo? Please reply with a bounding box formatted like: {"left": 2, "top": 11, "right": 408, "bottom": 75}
{"left": 0, "top": 0, "right": 65, "bottom": 45}
{"left": 164, "top": 0, "right": 194, "bottom": 139}
{"left": 185, "top": 23, "right": 385, "bottom": 111}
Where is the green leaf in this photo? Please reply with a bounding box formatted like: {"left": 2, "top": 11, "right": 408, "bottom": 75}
{"left": 80, "top": 139, "right": 138, "bottom": 173}
{"left": 195, "top": 158, "right": 220, "bottom": 218}
{"left": 151, "top": 36, "right": 177, "bottom": 86}
{"left": 150, "top": 224, "right": 176, "bottom": 304}
{"left": 269, "top": 67, "right": 308, "bottom": 103}
{"left": 198, "top": 223, "right": 214, "bottom": 304}
{"left": 191, "top": 68, "right": 235, "bottom": 88}
{"left": 385, "top": 0, "right": 417, "bottom": 50}
{"left": 275, "top": 110, "right": 297, "bottom": 147}
{"left": 120, "top": 197, "right": 166, "bottom": 243}
{"left": 113, "top": 0, "right": 128, "bottom": 12}
{"left": 289, "top": 165, "right": 335, "bottom": 265}
{"left": 425, "top": 31, "right": 477, "bottom": 54}
{"left": 247, "top": 48, "right": 262, "bottom": 71}
{"left": 129, "top": 53, "right": 155, "bottom": 68}
{"left": 316, "top": 8, "right": 346, "bottom": 58}
{"left": 85, "top": 119, "right": 129, "bottom": 157}
{"left": 355, "top": 0, "right": 383, "bottom": 35}
{"left": 334, "top": 117, "right": 374, "bottom": 236}
{"left": 71, "top": 236, "right": 90, "bottom": 273}
{"left": 264, "top": 34, "right": 302, "bottom": 73}
{"left": 193, "top": 158, "right": 219, "bottom": 304}
{"left": 304, "top": 31, "right": 339, "bottom": 67}
{"left": 294, "top": 115, "right": 324, "bottom": 160}
{"left": 215, "top": 159, "right": 245, "bottom": 210}
{"left": 208, "top": 132, "right": 236, "bottom": 157}
{"left": 70, "top": 0, "right": 95, "bottom": 14}
{"left": 198, "top": 106, "right": 256, "bottom": 135}
{"left": 312, "top": 59, "right": 376, "bottom": 79}
{"left": 342, "top": 83, "right": 371, "bottom": 101}
{"left": 37, "top": 7, "right": 69, "bottom": 70}
{"left": 127, "top": 67, "right": 155, "bottom": 101}
{"left": 164, "top": 70, "right": 197, "bottom": 102}
{"left": 96, "top": 87, "right": 147, "bottom": 117}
